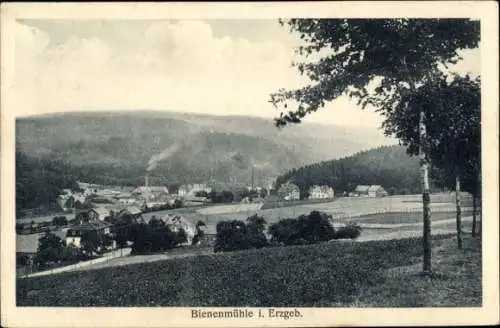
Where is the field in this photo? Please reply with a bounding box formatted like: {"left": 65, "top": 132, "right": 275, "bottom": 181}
{"left": 180, "top": 193, "right": 472, "bottom": 233}
{"left": 352, "top": 211, "right": 474, "bottom": 225}
{"left": 17, "top": 234, "right": 481, "bottom": 307}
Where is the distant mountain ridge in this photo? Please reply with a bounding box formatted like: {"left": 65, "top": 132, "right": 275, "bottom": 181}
{"left": 16, "top": 110, "right": 396, "bottom": 187}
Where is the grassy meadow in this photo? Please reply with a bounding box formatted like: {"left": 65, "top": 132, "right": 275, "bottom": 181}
{"left": 17, "top": 234, "right": 481, "bottom": 307}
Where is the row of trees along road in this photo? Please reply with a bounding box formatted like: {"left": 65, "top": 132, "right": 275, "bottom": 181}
{"left": 269, "top": 19, "right": 480, "bottom": 274}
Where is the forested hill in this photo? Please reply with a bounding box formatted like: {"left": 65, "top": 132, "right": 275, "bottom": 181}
{"left": 275, "top": 145, "right": 422, "bottom": 197}
{"left": 16, "top": 151, "right": 80, "bottom": 215}
{"left": 16, "top": 111, "right": 396, "bottom": 188}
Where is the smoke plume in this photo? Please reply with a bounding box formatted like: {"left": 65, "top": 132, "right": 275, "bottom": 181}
{"left": 147, "top": 143, "right": 180, "bottom": 172}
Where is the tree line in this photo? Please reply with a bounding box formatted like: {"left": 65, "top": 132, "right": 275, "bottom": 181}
{"left": 275, "top": 145, "right": 422, "bottom": 198}
{"left": 214, "top": 211, "right": 362, "bottom": 252}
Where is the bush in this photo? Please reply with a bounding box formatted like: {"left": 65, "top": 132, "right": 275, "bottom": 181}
{"left": 268, "top": 211, "right": 336, "bottom": 246}
{"left": 52, "top": 216, "right": 68, "bottom": 227}
{"left": 176, "top": 228, "right": 188, "bottom": 245}
{"left": 130, "top": 223, "right": 184, "bottom": 254}
{"left": 34, "top": 232, "right": 66, "bottom": 267}
{"left": 268, "top": 218, "right": 301, "bottom": 246}
{"left": 335, "top": 223, "right": 362, "bottom": 239}
{"left": 192, "top": 221, "right": 206, "bottom": 246}
{"left": 298, "top": 211, "right": 336, "bottom": 243}
{"left": 214, "top": 220, "right": 251, "bottom": 252}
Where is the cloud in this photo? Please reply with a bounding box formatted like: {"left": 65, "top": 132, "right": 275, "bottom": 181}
{"left": 12, "top": 20, "right": 481, "bottom": 128}
{"left": 13, "top": 20, "right": 303, "bottom": 120}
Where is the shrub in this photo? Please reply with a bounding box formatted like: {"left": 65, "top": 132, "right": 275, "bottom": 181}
{"left": 214, "top": 220, "right": 250, "bottom": 252}
{"left": 335, "top": 223, "right": 362, "bottom": 239}
{"left": 246, "top": 228, "right": 269, "bottom": 249}
{"left": 35, "top": 232, "right": 66, "bottom": 267}
{"left": 268, "top": 218, "right": 301, "bottom": 246}
{"left": 176, "top": 228, "right": 188, "bottom": 245}
{"left": 130, "top": 223, "right": 184, "bottom": 254}
{"left": 298, "top": 211, "right": 336, "bottom": 243}
{"left": 268, "top": 211, "right": 336, "bottom": 246}
{"left": 60, "top": 244, "right": 86, "bottom": 264}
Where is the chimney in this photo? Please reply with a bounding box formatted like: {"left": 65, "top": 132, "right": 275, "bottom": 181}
{"left": 145, "top": 172, "right": 149, "bottom": 204}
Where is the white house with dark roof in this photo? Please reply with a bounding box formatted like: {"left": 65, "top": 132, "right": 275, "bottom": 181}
{"left": 367, "top": 185, "right": 388, "bottom": 197}
{"left": 309, "top": 185, "right": 335, "bottom": 199}
{"left": 178, "top": 183, "right": 212, "bottom": 196}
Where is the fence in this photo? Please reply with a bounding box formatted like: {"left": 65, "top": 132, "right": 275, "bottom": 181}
{"left": 19, "top": 247, "right": 132, "bottom": 279}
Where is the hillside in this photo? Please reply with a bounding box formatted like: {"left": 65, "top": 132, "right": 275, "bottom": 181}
{"left": 276, "top": 145, "right": 422, "bottom": 196}
{"left": 16, "top": 152, "right": 79, "bottom": 214}
{"left": 17, "top": 235, "right": 481, "bottom": 307}
{"left": 15, "top": 110, "right": 396, "bottom": 187}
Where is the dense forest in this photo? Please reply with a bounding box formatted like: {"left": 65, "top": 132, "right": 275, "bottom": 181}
{"left": 275, "top": 145, "right": 428, "bottom": 198}
{"left": 16, "top": 151, "right": 80, "bottom": 215}
{"left": 16, "top": 111, "right": 396, "bottom": 188}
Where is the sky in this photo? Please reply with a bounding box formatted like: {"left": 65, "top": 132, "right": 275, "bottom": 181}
{"left": 14, "top": 19, "right": 480, "bottom": 128}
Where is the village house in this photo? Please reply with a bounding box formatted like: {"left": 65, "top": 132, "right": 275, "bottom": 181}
{"left": 352, "top": 185, "right": 388, "bottom": 197}
{"left": 141, "top": 213, "right": 196, "bottom": 246}
{"left": 308, "top": 185, "right": 335, "bottom": 199}
{"left": 74, "top": 207, "right": 103, "bottom": 223}
{"left": 367, "top": 185, "right": 388, "bottom": 197}
{"left": 114, "top": 206, "right": 143, "bottom": 220}
{"left": 114, "top": 192, "right": 137, "bottom": 205}
{"left": 65, "top": 221, "right": 113, "bottom": 250}
{"left": 57, "top": 194, "right": 75, "bottom": 212}
{"left": 277, "top": 182, "right": 300, "bottom": 201}
{"left": 133, "top": 186, "right": 169, "bottom": 202}
{"left": 177, "top": 183, "right": 212, "bottom": 196}
{"left": 16, "top": 230, "right": 68, "bottom": 274}
{"left": 352, "top": 185, "right": 370, "bottom": 197}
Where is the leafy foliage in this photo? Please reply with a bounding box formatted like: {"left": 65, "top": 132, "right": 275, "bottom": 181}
{"left": 34, "top": 232, "right": 86, "bottom": 268}
{"left": 270, "top": 18, "right": 480, "bottom": 273}
{"left": 270, "top": 19, "right": 480, "bottom": 127}
{"left": 214, "top": 220, "right": 251, "bottom": 252}
{"left": 268, "top": 211, "right": 336, "bottom": 246}
{"left": 335, "top": 223, "right": 362, "bottom": 239}
{"left": 128, "top": 221, "right": 187, "bottom": 255}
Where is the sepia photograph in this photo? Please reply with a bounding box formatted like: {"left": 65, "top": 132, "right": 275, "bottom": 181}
{"left": 1, "top": 2, "right": 499, "bottom": 327}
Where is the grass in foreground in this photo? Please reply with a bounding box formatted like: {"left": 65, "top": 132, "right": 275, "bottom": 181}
{"left": 17, "top": 234, "right": 481, "bottom": 307}
{"left": 351, "top": 235, "right": 481, "bottom": 307}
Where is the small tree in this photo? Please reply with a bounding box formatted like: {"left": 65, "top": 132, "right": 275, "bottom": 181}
{"left": 214, "top": 220, "right": 250, "bottom": 252}
{"left": 246, "top": 214, "right": 268, "bottom": 248}
{"left": 268, "top": 218, "right": 301, "bottom": 246}
{"left": 52, "top": 216, "right": 68, "bottom": 227}
{"left": 81, "top": 230, "right": 105, "bottom": 256}
{"left": 148, "top": 216, "right": 162, "bottom": 228}
{"left": 34, "top": 232, "right": 66, "bottom": 267}
{"left": 298, "top": 211, "right": 336, "bottom": 243}
{"left": 176, "top": 228, "right": 188, "bottom": 246}
{"left": 192, "top": 220, "right": 206, "bottom": 246}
